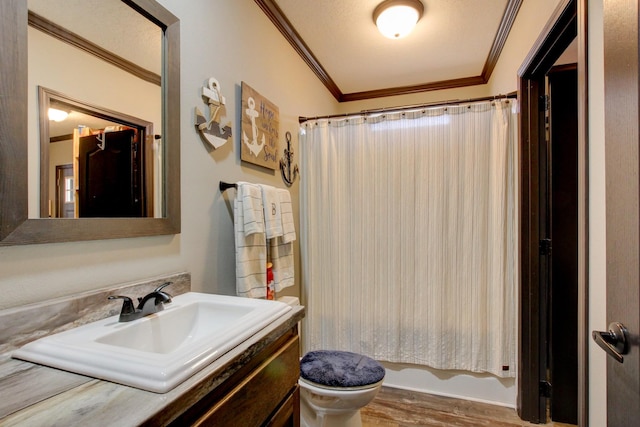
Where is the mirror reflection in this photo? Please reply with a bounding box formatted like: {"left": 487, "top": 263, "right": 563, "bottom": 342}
{"left": 28, "top": 0, "right": 162, "bottom": 219}
{"left": 41, "top": 88, "right": 162, "bottom": 218}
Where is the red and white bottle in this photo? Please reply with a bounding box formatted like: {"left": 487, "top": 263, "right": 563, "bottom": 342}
{"left": 266, "top": 262, "right": 275, "bottom": 300}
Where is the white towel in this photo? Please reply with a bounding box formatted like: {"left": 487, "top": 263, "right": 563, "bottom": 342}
{"left": 278, "top": 188, "right": 296, "bottom": 243}
{"left": 234, "top": 193, "right": 266, "bottom": 298}
{"left": 259, "top": 184, "right": 283, "bottom": 239}
{"left": 238, "top": 182, "right": 264, "bottom": 236}
{"left": 270, "top": 236, "right": 294, "bottom": 292}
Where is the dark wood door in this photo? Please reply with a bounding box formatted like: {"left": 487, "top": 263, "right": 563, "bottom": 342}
{"left": 517, "top": 2, "right": 582, "bottom": 422}
{"left": 601, "top": 0, "right": 640, "bottom": 424}
{"left": 78, "top": 129, "right": 142, "bottom": 217}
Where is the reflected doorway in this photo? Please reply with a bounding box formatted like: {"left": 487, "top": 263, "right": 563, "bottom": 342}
{"left": 55, "top": 164, "right": 74, "bottom": 218}
{"left": 39, "top": 86, "right": 159, "bottom": 218}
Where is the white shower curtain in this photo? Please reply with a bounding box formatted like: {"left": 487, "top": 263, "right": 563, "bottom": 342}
{"left": 299, "top": 100, "right": 518, "bottom": 378}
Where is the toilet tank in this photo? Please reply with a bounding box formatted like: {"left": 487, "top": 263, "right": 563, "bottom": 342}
{"left": 277, "top": 296, "right": 300, "bottom": 307}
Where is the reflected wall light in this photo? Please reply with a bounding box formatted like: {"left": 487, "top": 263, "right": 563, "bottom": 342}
{"left": 373, "top": 0, "right": 424, "bottom": 39}
{"left": 48, "top": 107, "right": 69, "bottom": 122}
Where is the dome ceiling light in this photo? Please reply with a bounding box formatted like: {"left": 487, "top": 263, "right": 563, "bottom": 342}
{"left": 373, "top": 0, "right": 424, "bottom": 39}
{"left": 48, "top": 107, "right": 69, "bottom": 122}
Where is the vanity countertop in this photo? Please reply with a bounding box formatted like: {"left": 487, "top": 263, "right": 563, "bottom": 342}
{"left": 0, "top": 305, "right": 304, "bottom": 426}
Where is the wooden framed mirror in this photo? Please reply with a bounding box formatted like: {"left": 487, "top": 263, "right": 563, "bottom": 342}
{"left": 0, "top": 0, "right": 180, "bottom": 245}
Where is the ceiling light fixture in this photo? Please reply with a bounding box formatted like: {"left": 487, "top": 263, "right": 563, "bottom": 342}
{"left": 373, "top": 0, "right": 424, "bottom": 39}
{"left": 48, "top": 107, "right": 69, "bottom": 122}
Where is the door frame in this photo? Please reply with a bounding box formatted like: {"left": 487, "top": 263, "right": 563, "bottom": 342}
{"left": 517, "top": 0, "right": 589, "bottom": 424}
{"left": 55, "top": 164, "right": 73, "bottom": 218}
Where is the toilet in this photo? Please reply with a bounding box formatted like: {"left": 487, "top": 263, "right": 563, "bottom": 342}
{"left": 276, "top": 297, "right": 385, "bottom": 427}
{"left": 298, "top": 350, "right": 385, "bottom": 427}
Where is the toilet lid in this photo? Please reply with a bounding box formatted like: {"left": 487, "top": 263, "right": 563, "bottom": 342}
{"left": 300, "top": 350, "right": 385, "bottom": 388}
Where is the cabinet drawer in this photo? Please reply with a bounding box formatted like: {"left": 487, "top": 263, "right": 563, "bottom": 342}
{"left": 193, "top": 334, "right": 299, "bottom": 426}
{"left": 264, "top": 384, "right": 300, "bottom": 427}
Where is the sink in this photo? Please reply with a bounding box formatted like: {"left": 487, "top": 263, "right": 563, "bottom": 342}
{"left": 12, "top": 292, "right": 292, "bottom": 393}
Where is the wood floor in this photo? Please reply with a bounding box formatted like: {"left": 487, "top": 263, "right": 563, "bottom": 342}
{"left": 361, "top": 387, "right": 575, "bottom": 427}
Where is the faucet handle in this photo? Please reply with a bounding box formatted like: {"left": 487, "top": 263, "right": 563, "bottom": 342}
{"left": 108, "top": 295, "right": 136, "bottom": 315}
{"left": 154, "top": 282, "right": 173, "bottom": 304}
{"left": 154, "top": 281, "right": 173, "bottom": 293}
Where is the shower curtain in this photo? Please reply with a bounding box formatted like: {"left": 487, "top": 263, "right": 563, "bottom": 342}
{"left": 299, "top": 100, "right": 518, "bottom": 378}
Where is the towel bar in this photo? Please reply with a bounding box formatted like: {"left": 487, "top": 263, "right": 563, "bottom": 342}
{"left": 219, "top": 181, "right": 237, "bottom": 192}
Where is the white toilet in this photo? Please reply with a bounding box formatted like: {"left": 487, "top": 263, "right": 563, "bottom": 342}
{"left": 276, "top": 297, "right": 385, "bottom": 427}
{"left": 298, "top": 350, "right": 385, "bottom": 427}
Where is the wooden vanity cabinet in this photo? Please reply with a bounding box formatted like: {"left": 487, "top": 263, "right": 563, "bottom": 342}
{"left": 169, "top": 327, "right": 300, "bottom": 427}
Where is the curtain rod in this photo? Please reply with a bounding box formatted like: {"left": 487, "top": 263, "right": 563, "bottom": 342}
{"left": 298, "top": 91, "right": 518, "bottom": 123}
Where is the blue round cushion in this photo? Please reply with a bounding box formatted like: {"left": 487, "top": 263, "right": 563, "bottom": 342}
{"left": 300, "top": 350, "right": 385, "bottom": 388}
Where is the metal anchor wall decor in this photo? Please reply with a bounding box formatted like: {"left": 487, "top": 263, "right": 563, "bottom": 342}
{"left": 279, "top": 131, "right": 299, "bottom": 187}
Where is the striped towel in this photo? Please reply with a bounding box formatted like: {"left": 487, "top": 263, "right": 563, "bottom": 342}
{"left": 278, "top": 188, "right": 296, "bottom": 243}
{"left": 239, "top": 182, "right": 264, "bottom": 236}
{"left": 270, "top": 236, "right": 294, "bottom": 292}
{"left": 259, "top": 184, "right": 283, "bottom": 239}
{"left": 270, "top": 188, "right": 295, "bottom": 291}
{"left": 235, "top": 184, "right": 266, "bottom": 298}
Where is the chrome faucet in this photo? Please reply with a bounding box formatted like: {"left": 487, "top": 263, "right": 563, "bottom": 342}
{"left": 108, "top": 282, "right": 173, "bottom": 322}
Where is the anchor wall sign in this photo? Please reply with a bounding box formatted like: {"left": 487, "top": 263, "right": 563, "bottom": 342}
{"left": 195, "top": 77, "right": 232, "bottom": 149}
{"left": 240, "top": 82, "right": 279, "bottom": 170}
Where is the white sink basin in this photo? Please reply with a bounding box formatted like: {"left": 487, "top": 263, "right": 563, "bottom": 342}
{"left": 12, "top": 292, "right": 292, "bottom": 393}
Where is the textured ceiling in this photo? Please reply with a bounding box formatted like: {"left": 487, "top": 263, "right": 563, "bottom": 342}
{"left": 261, "top": 0, "right": 520, "bottom": 101}
{"left": 28, "top": 0, "right": 161, "bottom": 74}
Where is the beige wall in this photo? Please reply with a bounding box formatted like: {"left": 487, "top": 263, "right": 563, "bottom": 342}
{"left": 0, "top": 0, "right": 337, "bottom": 310}
{"left": 487, "top": 0, "right": 567, "bottom": 94}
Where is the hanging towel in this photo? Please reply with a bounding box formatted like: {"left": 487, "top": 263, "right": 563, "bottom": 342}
{"left": 259, "top": 184, "right": 283, "bottom": 239}
{"left": 271, "top": 188, "right": 295, "bottom": 291}
{"left": 234, "top": 187, "right": 266, "bottom": 298}
{"left": 277, "top": 188, "right": 296, "bottom": 243}
{"left": 270, "top": 236, "right": 294, "bottom": 292}
{"left": 238, "top": 182, "right": 264, "bottom": 236}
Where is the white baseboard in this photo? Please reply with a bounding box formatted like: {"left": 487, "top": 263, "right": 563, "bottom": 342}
{"left": 380, "top": 362, "right": 516, "bottom": 408}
